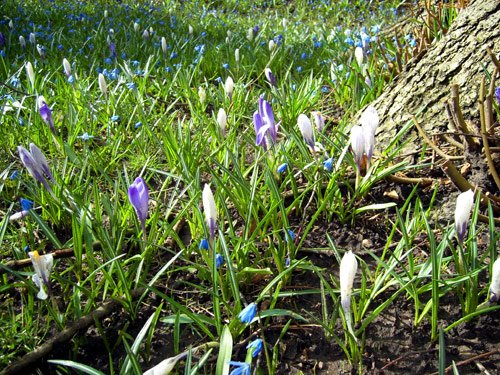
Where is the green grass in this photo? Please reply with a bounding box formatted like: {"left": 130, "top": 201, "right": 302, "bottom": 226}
{"left": 0, "top": 0, "right": 498, "bottom": 374}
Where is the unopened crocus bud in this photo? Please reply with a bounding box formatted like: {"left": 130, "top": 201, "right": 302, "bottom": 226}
{"left": 350, "top": 125, "right": 364, "bottom": 170}
{"left": 9, "top": 19, "right": 13, "bottom": 29}
{"left": 29, "top": 250, "right": 53, "bottom": 300}
{"left": 38, "top": 96, "right": 55, "bottom": 133}
{"left": 298, "top": 114, "right": 315, "bottom": 152}
{"left": 340, "top": 250, "right": 357, "bottom": 313}
{"left": 134, "top": 22, "right": 140, "bottom": 32}
{"left": 268, "top": 39, "right": 276, "bottom": 51}
{"left": 128, "top": 177, "right": 149, "bottom": 237}
{"left": 360, "top": 106, "right": 378, "bottom": 162}
{"left": 202, "top": 184, "right": 217, "bottom": 240}
{"left": 161, "top": 36, "right": 167, "bottom": 57}
{"left": 98, "top": 73, "right": 107, "bottom": 97}
{"left": 282, "top": 18, "right": 287, "bottom": 29}
{"left": 142, "top": 29, "right": 149, "bottom": 39}
{"left": 235, "top": 48, "right": 240, "bottom": 63}
{"left": 312, "top": 111, "right": 325, "bottom": 132}
{"left": 454, "top": 189, "right": 474, "bottom": 243}
{"left": 224, "top": 76, "right": 234, "bottom": 100}
{"left": 29, "top": 32, "right": 35, "bottom": 44}
{"left": 36, "top": 44, "right": 46, "bottom": 59}
{"left": 489, "top": 258, "right": 500, "bottom": 303}
{"left": 29, "top": 143, "right": 53, "bottom": 181}
{"left": 264, "top": 68, "right": 276, "bottom": 87}
{"left": 62, "top": 58, "right": 71, "bottom": 77}
{"left": 104, "top": 9, "right": 108, "bottom": 18}
{"left": 188, "top": 25, "right": 194, "bottom": 35}
{"left": 143, "top": 353, "right": 188, "bottom": 375}
{"left": 354, "top": 46, "right": 363, "bottom": 67}
{"left": 19, "top": 35, "right": 26, "bottom": 48}
{"left": 198, "top": 86, "right": 206, "bottom": 104}
{"left": 247, "top": 27, "right": 254, "bottom": 41}
{"left": 25, "top": 61, "right": 35, "bottom": 87}
{"left": 217, "top": 108, "right": 227, "bottom": 135}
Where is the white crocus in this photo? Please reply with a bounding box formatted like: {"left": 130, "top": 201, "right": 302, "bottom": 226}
{"left": 454, "top": 189, "right": 474, "bottom": 243}
{"left": 19, "top": 35, "right": 26, "bottom": 48}
{"left": 297, "top": 114, "right": 315, "bottom": 152}
{"left": 134, "top": 22, "right": 140, "bottom": 32}
{"left": 217, "top": 108, "right": 227, "bottom": 135}
{"left": 29, "top": 32, "right": 36, "bottom": 44}
{"left": 247, "top": 27, "right": 254, "bottom": 41}
{"left": 235, "top": 48, "right": 240, "bottom": 64}
{"left": 29, "top": 251, "right": 53, "bottom": 300}
{"left": 198, "top": 86, "right": 206, "bottom": 104}
{"left": 268, "top": 39, "right": 276, "bottom": 51}
{"left": 25, "top": 61, "right": 35, "bottom": 88}
{"left": 489, "top": 257, "right": 500, "bottom": 303}
{"left": 98, "top": 73, "right": 107, "bottom": 97}
{"left": 312, "top": 111, "right": 325, "bottom": 132}
{"left": 224, "top": 76, "right": 234, "bottom": 100}
{"left": 188, "top": 25, "right": 194, "bottom": 35}
{"left": 354, "top": 46, "right": 363, "bottom": 67}
{"left": 62, "top": 58, "right": 71, "bottom": 77}
{"left": 161, "top": 37, "right": 167, "bottom": 58}
{"left": 340, "top": 250, "right": 358, "bottom": 312}
{"left": 142, "top": 29, "right": 150, "bottom": 39}
{"left": 202, "top": 184, "right": 217, "bottom": 240}
{"left": 360, "top": 106, "right": 379, "bottom": 162}
{"left": 350, "top": 125, "right": 365, "bottom": 170}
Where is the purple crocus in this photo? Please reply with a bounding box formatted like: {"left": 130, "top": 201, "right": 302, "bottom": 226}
{"left": 253, "top": 96, "right": 278, "bottom": 150}
{"left": 495, "top": 87, "right": 500, "bottom": 106}
{"left": 18, "top": 143, "right": 53, "bottom": 191}
{"left": 38, "top": 96, "right": 55, "bottom": 133}
{"left": 128, "top": 177, "right": 149, "bottom": 238}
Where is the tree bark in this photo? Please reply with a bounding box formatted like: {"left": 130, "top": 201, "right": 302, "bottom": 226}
{"left": 370, "top": 0, "right": 500, "bottom": 152}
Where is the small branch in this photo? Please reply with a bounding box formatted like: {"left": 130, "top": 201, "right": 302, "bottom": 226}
{"left": 412, "top": 115, "right": 463, "bottom": 160}
{"left": 2, "top": 288, "right": 145, "bottom": 375}
{"left": 386, "top": 173, "right": 435, "bottom": 186}
{"left": 428, "top": 348, "right": 499, "bottom": 375}
{"left": 450, "top": 85, "right": 478, "bottom": 150}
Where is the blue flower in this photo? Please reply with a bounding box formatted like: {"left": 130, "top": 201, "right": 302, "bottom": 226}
{"left": 170, "top": 52, "right": 177, "bottom": 59}
{"left": 126, "top": 82, "right": 137, "bottom": 90}
{"left": 20, "top": 198, "right": 34, "bottom": 211}
{"left": 223, "top": 63, "right": 230, "bottom": 69}
{"left": 68, "top": 75, "right": 75, "bottom": 84}
{"left": 246, "top": 338, "right": 263, "bottom": 357}
{"left": 322, "top": 157, "right": 334, "bottom": 172}
{"left": 238, "top": 302, "right": 257, "bottom": 324}
{"left": 277, "top": 163, "right": 288, "bottom": 173}
{"left": 495, "top": 87, "right": 500, "bottom": 105}
{"left": 296, "top": 66, "right": 302, "bottom": 73}
{"left": 199, "top": 238, "right": 209, "bottom": 250}
{"left": 215, "top": 253, "right": 225, "bottom": 268}
{"left": 9, "top": 170, "right": 19, "bottom": 180}
{"left": 284, "top": 229, "right": 296, "bottom": 242}
{"left": 111, "top": 115, "right": 120, "bottom": 122}
{"left": 135, "top": 121, "right": 143, "bottom": 129}
{"left": 228, "top": 361, "right": 250, "bottom": 375}
{"left": 301, "top": 52, "right": 307, "bottom": 59}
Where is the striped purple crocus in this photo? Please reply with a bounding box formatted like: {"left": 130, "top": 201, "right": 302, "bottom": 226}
{"left": 253, "top": 96, "right": 278, "bottom": 150}
{"left": 18, "top": 143, "right": 53, "bottom": 191}
{"left": 128, "top": 177, "right": 149, "bottom": 238}
{"left": 38, "top": 96, "right": 55, "bottom": 133}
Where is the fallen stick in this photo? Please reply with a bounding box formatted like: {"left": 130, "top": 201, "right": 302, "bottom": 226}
{"left": 1, "top": 288, "right": 145, "bottom": 375}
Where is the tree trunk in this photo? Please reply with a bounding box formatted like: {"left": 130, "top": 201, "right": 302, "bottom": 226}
{"left": 370, "top": 0, "right": 500, "bottom": 152}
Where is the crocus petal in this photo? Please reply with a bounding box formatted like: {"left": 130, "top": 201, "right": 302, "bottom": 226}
{"left": 128, "top": 177, "right": 149, "bottom": 226}
{"left": 454, "top": 189, "right": 474, "bottom": 243}
{"left": 32, "top": 274, "right": 48, "bottom": 300}
{"left": 490, "top": 257, "right": 500, "bottom": 303}
{"left": 18, "top": 146, "right": 46, "bottom": 184}
{"left": 29, "top": 143, "right": 53, "bottom": 181}
{"left": 217, "top": 108, "right": 227, "bottom": 134}
{"left": 202, "top": 184, "right": 217, "bottom": 240}
{"left": 340, "top": 250, "right": 357, "bottom": 313}
{"left": 350, "top": 125, "right": 364, "bottom": 169}
{"left": 298, "top": 114, "right": 315, "bottom": 151}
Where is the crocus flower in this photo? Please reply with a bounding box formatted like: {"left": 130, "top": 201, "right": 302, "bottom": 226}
{"left": 246, "top": 338, "right": 263, "bottom": 357}
{"left": 19, "top": 35, "right": 26, "bottom": 48}
{"left": 228, "top": 361, "right": 251, "bottom": 375}
{"left": 202, "top": 184, "right": 217, "bottom": 240}
{"left": 18, "top": 143, "right": 53, "bottom": 190}
{"left": 143, "top": 352, "right": 188, "bottom": 375}
{"left": 62, "top": 58, "right": 71, "bottom": 77}
{"left": 264, "top": 68, "right": 276, "bottom": 87}
{"left": 238, "top": 302, "right": 257, "bottom": 324}
{"left": 354, "top": 46, "right": 363, "bottom": 67}
{"left": 253, "top": 97, "right": 278, "bottom": 150}
{"left": 217, "top": 108, "right": 227, "bottom": 135}
{"left": 98, "top": 73, "right": 107, "bottom": 97}
{"left": 247, "top": 27, "right": 254, "bottom": 41}
{"left": 36, "top": 44, "right": 46, "bottom": 60}
{"left": 235, "top": 48, "right": 240, "bottom": 63}
{"left": 38, "top": 96, "right": 55, "bottom": 133}
{"left": 312, "top": 111, "right": 325, "bottom": 132}
{"left": 225, "top": 76, "right": 234, "bottom": 100}
{"left": 161, "top": 36, "right": 167, "bottom": 58}
{"left": 268, "top": 39, "right": 276, "bottom": 51}
{"left": 489, "top": 257, "right": 500, "bottom": 303}
{"left": 29, "top": 250, "right": 53, "bottom": 300}
{"left": 495, "top": 87, "right": 500, "bottom": 106}
{"left": 128, "top": 177, "right": 149, "bottom": 237}
{"left": 25, "top": 61, "right": 35, "bottom": 88}
{"left": 454, "top": 189, "right": 474, "bottom": 243}
{"left": 297, "top": 114, "right": 315, "bottom": 152}
{"left": 340, "top": 250, "right": 357, "bottom": 313}
{"left": 350, "top": 125, "right": 365, "bottom": 170}
{"left": 198, "top": 86, "right": 206, "bottom": 104}
{"left": 359, "top": 106, "right": 379, "bottom": 162}
{"left": 29, "top": 32, "right": 36, "bottom": 44}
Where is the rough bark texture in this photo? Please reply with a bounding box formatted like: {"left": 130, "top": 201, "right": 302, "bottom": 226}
{"left": 370, "top": 0, "right": 500, "bottom": 151}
